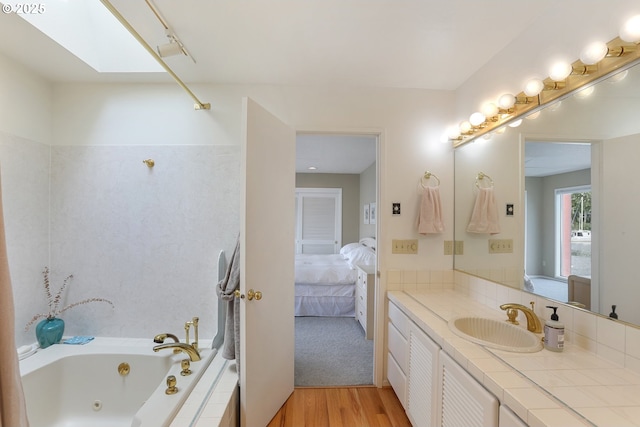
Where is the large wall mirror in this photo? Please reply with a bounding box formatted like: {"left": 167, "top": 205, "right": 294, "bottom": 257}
{"left": 454, "top": 58, "right": 640, "bottom": 326}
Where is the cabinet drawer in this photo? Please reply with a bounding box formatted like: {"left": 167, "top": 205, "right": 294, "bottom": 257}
{"left": 357, "top": 301, "right": 367, "bottom": 329}
{"left": 388, "top": 321, "right": 407, "bottom": 373}
{"left": 387, "top": 352, "right": 406, "bottom": 409}
{"left": 389, "top": 301, "right": 409, "bottom": 339}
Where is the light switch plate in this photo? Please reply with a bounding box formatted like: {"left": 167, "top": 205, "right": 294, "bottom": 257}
{"left": 489, "top": 239, "right": 513, "bottom": 253}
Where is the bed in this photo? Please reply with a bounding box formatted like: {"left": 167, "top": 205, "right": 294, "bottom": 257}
{"left": 294, "top": 238, "right": 376, "bottom": 317}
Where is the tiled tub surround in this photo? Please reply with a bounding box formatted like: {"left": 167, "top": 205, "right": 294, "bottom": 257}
{"left": 170, "top": 357, "right": 238, "bottom": 427}
{"left": 389, "top": 284, "right": 640, "bottom": 427}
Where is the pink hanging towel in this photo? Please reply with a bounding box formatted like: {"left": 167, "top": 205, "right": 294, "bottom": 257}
{"left": 466, "top": 187, "right": 500, "bottom": 234}
{"left": 416, "top": 186, "right": 444, "bottom": 234}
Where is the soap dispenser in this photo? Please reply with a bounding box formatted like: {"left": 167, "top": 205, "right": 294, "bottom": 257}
{"left": 544, "top": 306, "right": 564, "bottom": 352}
{"left": 609, "top": 305, "right": 618, "bottom": 319}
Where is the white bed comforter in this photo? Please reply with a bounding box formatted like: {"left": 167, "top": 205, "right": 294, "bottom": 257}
{"left": 294, "top": 254, "right": 356, "bottom": 286}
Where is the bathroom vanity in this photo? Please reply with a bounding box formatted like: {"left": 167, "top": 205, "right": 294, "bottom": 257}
{"left": 387, "top": 289, "right": 640, "bottom": 427}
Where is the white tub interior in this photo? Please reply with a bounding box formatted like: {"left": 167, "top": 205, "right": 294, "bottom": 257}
{"left": 20, "top": 338, "right": 217, "bottom": 427}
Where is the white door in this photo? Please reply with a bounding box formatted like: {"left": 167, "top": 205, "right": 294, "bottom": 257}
{"left": 240, "top": 98, "right": 295, "bottom": 427}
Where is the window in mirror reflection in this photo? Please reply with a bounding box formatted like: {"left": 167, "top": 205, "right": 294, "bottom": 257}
{"left": 524, "top": 142, "right": 591, "bottom": 304}
{"left": 557, "top": 187, "right": 591, "bottom": 278}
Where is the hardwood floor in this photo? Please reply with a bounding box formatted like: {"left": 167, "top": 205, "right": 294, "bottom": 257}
{"left": 267, "top": 387, "right": 412, "bottom": 427}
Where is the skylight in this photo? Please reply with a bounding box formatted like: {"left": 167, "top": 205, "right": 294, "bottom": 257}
{"left": 3, "top": 0, "right": 163, "bottom": 73}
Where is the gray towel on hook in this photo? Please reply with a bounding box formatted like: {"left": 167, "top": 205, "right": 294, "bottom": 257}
{"left": 216, "top": 237, "right": 241, "bottom": 373}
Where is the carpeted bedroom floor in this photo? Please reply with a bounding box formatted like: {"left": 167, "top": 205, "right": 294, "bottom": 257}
{"left": 294, "top": 316, "right": 374, "bottom": 387}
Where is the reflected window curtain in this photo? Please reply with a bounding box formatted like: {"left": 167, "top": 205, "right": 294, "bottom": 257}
{"left": 0, "top": 172, "right": 29, "bottom": 426}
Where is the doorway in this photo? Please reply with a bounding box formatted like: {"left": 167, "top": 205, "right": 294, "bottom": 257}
{"left": 294, "top": 132, "right": 378, "bottom": 387}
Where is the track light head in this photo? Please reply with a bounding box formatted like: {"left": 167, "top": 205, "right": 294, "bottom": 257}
{"left": 157, "top": 40, "right": 184, "bottom": 57}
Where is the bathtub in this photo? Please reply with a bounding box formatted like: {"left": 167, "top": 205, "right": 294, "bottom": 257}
{"left": 19, "top": 337, "right": 218, "bottom": 427}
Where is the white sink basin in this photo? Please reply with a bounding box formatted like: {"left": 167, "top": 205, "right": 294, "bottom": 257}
{"left": 448, "top": 316, "right": 543, "bottom": 353}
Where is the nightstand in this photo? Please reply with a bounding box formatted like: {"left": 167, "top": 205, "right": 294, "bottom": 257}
{"left": 355, "top": 264, "right": 375, "bottom": 340}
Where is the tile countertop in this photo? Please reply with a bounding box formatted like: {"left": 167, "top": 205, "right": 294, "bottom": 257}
{"left": 388, "top": 290, "right": 640, "bottom": 427}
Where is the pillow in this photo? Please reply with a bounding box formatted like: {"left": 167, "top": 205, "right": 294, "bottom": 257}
{"left": 359, "top": 237, "right": 376, "bottom": 251}
{"left": 346, "top": 246, "right": 376, "bottom": 268}
{"left": 339, "top": 243, "right": 362, "bottom": 257}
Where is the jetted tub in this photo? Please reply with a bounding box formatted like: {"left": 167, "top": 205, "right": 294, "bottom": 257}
{"left": 19, "top": 337, "right": 218, "bottom": 427}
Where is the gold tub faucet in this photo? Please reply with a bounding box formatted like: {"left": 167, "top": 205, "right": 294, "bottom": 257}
{"left": 499, "top": 303, "right": 543, "bottom": 333}
{"left": 153, "top": 342, "right": 201, "bottom": 361}
{"left": 184, "top": 317, "right": 199, "bottom": 351}
{"left": 153, "top": 333, "right": 180, "bottom": 344}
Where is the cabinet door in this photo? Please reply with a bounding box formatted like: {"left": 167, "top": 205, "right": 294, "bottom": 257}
{"left": 387, "top": 350, "right": 407, "bottom": 409}
{"left": 406, "top": 324, "right": 439, "bottom": 427}
{"left": 438, "top": 352, "right": 498, "bottom": 427}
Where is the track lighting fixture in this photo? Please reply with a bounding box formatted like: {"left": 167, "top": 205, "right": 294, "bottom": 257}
{"left": 157, "top": 29, "right": 185, "bottom": 58}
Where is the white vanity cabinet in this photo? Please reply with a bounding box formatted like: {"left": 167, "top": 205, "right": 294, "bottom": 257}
{"left": 355, "top": 264, "right": 375, "bottom": 339}
{"left": 386, "top": 297, "right": 507, "bottom": 427}
{"left": 438, "top": 351, "right": 499, "bottom": 426}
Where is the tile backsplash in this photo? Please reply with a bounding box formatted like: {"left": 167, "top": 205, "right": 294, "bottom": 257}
{"left": 386, "top": 269, "right": 640, "bottom": 375}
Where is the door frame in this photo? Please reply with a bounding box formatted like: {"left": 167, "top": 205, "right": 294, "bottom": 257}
{"left": 295, "top": 128, "right": 384, "bottom": 387}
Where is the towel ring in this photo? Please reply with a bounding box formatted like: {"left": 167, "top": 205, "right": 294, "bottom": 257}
{"left": 475, "top": 172, "right": 494, "bottom": 188}
{"left": 420, "top": 171, "right": 440, "bottom": 188}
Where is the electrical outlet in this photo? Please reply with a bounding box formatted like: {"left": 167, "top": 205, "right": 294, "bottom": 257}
{"left": 488, "top": 239, "right": 513, "bottom": 254}
{"left": 454, "top": 240, "right": 464, "bottom": 255}
{"left": 444, "top": 240, "right": 453, "bottom": 255}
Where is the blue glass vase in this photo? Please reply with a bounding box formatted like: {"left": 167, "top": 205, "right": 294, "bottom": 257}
{"left": 35, "top": 317, "right": 65, "bottom": 349}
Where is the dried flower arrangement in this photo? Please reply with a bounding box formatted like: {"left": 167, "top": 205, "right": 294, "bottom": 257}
{"left": 25, "top": 266, "right": 114, "bottom": 331}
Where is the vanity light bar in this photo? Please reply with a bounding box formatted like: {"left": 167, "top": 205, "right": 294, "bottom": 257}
{"left": 451, "top": 26, "right": 640, "bottom": 148}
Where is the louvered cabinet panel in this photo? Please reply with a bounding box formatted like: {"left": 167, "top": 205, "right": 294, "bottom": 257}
{"left": 406, "top": 324, "right": 439, "bottom": 427}
{"left": 438, "top": 352, "right": 498, "bottom": 427}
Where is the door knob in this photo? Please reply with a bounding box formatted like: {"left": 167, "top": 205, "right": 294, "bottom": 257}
{"left": 247, "top": 289, "right": 262, "bottom": 301}
{"left": 234, "top": 289, "right": 262, "bottom": 301}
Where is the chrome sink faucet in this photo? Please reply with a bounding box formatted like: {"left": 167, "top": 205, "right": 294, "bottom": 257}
{"left": 500, "top": 302, "right": 543, "bottom": 333}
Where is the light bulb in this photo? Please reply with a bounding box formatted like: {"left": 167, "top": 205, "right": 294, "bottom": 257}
{"left": 549, "top": 62, "right": 573, "bottom": 81}
{"left": 447, "top": 126, "right": 461, "bottom": 140}
{"left": 620, "top": 14, "right": 640, "bottom": 43}
{"left": 481, "top": 102, "right": 499, "bottom": 117}
{"left": 524, "top": 78, "right": 544, "bottom": 97}
{"left": 498, "top": 93, "right": 515, "bottom": 109}
{"left": 469, "top": 112, "right": 486, "bottom": 127}
{"left": 526, "top": 111, "right": 541, "bottom": 120}
{"left": 508, "top": 119, "right": 523, "bottom": 128}
{"left": 574, "top": 86, "right": 595, "bottom": 99}
{"left": 608, "top": 69, "right": 629, "bottom": 83}
{"left": 459, "top": 121, "right": 472, "bottom": 133}
{"left": 580, "top": 41, "right": 608, "bottom": 65}
{"left": 548, "top": 101, "right": 562, "bottom": 112}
